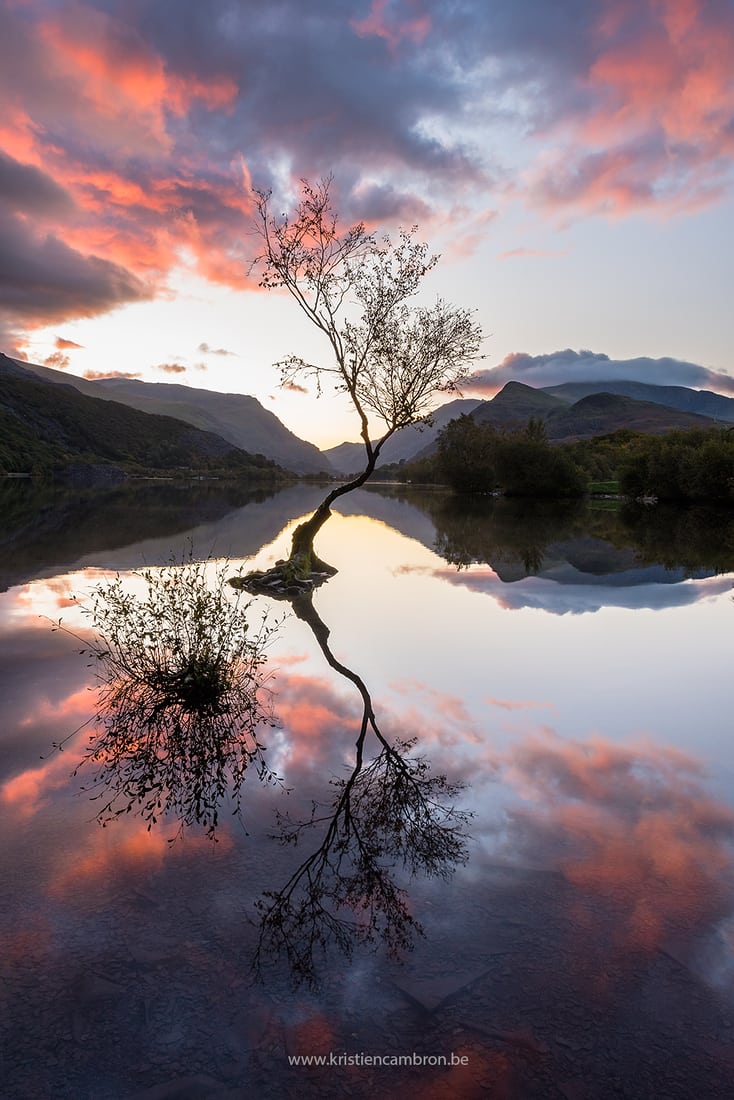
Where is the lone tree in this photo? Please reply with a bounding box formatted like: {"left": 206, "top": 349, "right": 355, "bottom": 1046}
{"left": 243, "top": 177, "right": 483, "bottom": 590}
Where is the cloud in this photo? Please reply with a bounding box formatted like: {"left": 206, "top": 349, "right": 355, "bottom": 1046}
{"left": 55, "top": 336, "right": 84, "bottom": 350}
{"left": 0, "top": 149, "right": 74, "bottom": 214}
{"left": 0, "top": 206, "right": 150, "bottom": 320}
{"left": 0, "top": 0, "right": 493, "bottom": 347}
{"left": 485, "top": 695, "right": 556, "bottom": 713}
{"left": 83, "top": 369, "right": 141, "bottom": 380}
{"left": 280, "top": 380, "right": 309, "bottom": 395}
{"left": 43, "top": 351, "right": 70, "bottom": 370}
{"left": 466, "top": 349, "right": 734, "bottom": 396}
{"left": 1, "top": 0, "right": 734, "bottom": 346}
{"left": 498, "top": 247, "right": 567, "bottom": 260}
{"left": 351, "top": 0, "right": 431, "bottom": 53}
{"left": 154, "top": 361, "right": 187, "bottom": 374}
{"left": 198, "top": 342, "right": 236, "bottom": 356}
{"left": 0, "top": 148, "right": 152, "bottom": 338}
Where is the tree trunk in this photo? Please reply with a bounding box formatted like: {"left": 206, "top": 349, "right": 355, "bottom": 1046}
{"left": 288, "top": 501, "right": 337, "bottom": 576}
{"left": 234, "top": 437, "right": 392, "bottom": 594}
{"left": 286, "top": 442, "right": 385, "bottom": 573}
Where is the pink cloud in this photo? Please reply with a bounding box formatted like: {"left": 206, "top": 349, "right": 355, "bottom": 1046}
{"left": 154, "top": 361, "right": 187, "bottom": 375}
{"left": 83, "top": 369, "right": 141, "bottom": 380}
{"left": 351, "top": 0, "right": 431, "bottom": 52}
{"left": 526, "top": 0, "right": 734, "bottom": 215}
{"left": 485, "top": 695, "right": 556, "bottom": 713}
{"left": 43, "top": 351, "right": 70, "bottom": 369}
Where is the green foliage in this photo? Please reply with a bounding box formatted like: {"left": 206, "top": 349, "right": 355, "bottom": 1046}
{"left": 589, "top": 480, "right": 620, "bottom": 495}
{"left": 496, "top": 436, "right": 586, "bottom": 498}
{"left": 436, "top": 413, "right": 498, "bottom": 491}
{"left": 432, "top": 416, "right": 734, "bottom": 504}
{"left": 619, "top": 429, "right": 734, "bottom": 502}
{"left": 435, "top": 415, "right": 586, "bottom": 497}
{"left": 52, "top": 553, "right": 281, "bottom": 839}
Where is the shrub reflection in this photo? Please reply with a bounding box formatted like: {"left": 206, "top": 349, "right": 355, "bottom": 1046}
{"left": 52, "top": 555, "right": 280, "bottom": 840}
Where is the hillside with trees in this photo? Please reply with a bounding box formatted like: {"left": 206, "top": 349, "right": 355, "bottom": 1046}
{"left": 0, "top": 369, "right": 286, "bottom": 480}
{"left": 383, "top": 414, "right": 734, "bottom": 504}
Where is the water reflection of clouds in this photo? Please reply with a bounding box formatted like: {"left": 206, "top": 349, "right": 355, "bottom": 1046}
{"left": 485, "top": 730, "right": 734, "bottom": 959}
{"left": 47, "top": 818, "right": 232, "bottom": 900}
{"left": 429, "top": 567, "right": 734, "bottom": 614}
{"left": 4, "top": 558, "right": 733, "bottom": 994}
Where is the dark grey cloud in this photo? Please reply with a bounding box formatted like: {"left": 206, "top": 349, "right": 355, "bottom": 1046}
{"left": 0, "top": 206, "right": 150, "bottom": 325}
{"left": 0, "top": 146, "right": 151, "bottom": 343}
{"left": 0, "top": 150, "right": 74, "bottom": 214}
{"left": 103, "top": 0, "right": 494, "bottom": 217}
{"left": 468, "top": 349, "right": 734, "bottom": 396}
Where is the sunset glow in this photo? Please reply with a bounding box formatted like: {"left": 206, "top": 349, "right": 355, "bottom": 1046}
{"left": 0, "top": 1, "right": 732, "bottom": 446}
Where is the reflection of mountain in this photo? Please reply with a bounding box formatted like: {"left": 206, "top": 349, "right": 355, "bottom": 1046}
{"left": 389, "top": 490, "right": 734, "bottom": 613}
{"left": 491, "top": 536, "right": 711, "bottom": 586}
{"left": 5, "top": 477, "right": 734, "bottom": 613}
{"left": 0, "top": 481, "right": 329, "bottom": 591}
{"left": 434, "top": 567, "right": 732, "bottom": 614}
{"left": 413, "top": 493, "right": 734, "bottom": 579}
{"left": 0, "top": 481, "right": 442, "bottom": 593}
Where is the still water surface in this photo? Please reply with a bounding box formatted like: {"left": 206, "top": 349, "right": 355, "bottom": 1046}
{"left": 1, "top": 482, "right": 733, "bottom": 1099}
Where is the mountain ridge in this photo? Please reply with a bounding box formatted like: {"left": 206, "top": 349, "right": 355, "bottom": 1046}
{"left": 5, "top": 355, "right": 333, "bottom": 475}
{"left": 0, "top": 355, "right": 286, "bottom": 479}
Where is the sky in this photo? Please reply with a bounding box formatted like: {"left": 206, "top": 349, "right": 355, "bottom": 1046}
{"left": 2, "top": 0, "right": 734, "bottom": 448}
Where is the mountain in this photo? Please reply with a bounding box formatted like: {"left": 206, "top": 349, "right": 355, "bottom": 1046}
{"left": 323, "top": 398, "right": 481, "bottom": 474}
{"left": 0, "top": 356, "right": 285, "bottom": 479}
{"left": 7, "top": 355, "right": 333, "bottom": 475}
{"left": 470, "top": 382, "right": 723, "bottom": 441}
{"left": 472, "top": 381, "right": 566, "bottom": 426}
{"left": 544, "top": 391, "right": 721, "bottom": 440}
{"left": 542, "top": 379, "right": 734, "bottom": 422}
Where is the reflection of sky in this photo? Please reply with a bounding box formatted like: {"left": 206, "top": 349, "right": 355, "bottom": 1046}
{"left": 2, "top": 494, "right": 734, "bottom": 1094}
{"left": 430, "top": 565, "right": 734, "bottom": 614}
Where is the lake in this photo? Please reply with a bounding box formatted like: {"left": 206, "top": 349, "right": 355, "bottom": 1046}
{"left": 1, "top": 480, "right": 733, "bottom": 1099}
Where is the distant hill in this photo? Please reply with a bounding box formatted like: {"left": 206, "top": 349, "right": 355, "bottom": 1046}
{"left": 323, "top": 398, "right": 481, "bottom": 474}
{"left": 7, "top": 355, "right": 333, "bottom": 475}
{"left": 543, "top": 379, "right": 734, "bottom": 422}
{"left": 0, "top": 357, "right": 285, "bottom": 479}
{"left": 471, "top": 382, "right": 723, "bottom": 441}
{"left": 472, "top": 381, "right": 566, "bottom": 426}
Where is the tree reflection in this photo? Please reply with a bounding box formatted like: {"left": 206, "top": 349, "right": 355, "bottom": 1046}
{"left": 253, "top": 593, "right": 471, "bottom": 984}
{"left": 411, "top": 492, "right": 734, "bottom": 578}
{"left": 55, "top": 554, "right": 472, "bottom": 981}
